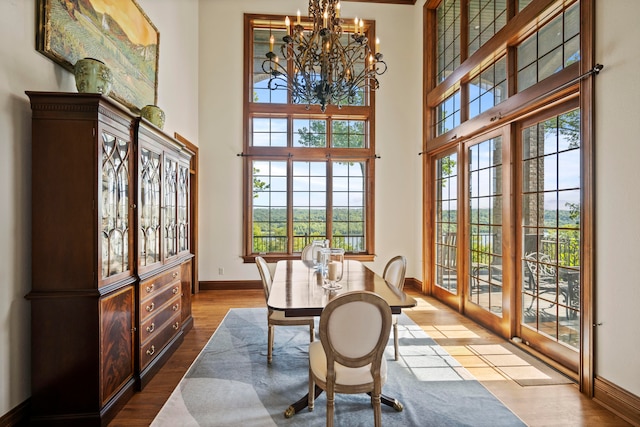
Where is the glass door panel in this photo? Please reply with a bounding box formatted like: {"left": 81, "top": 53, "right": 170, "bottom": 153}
{"left": 434, "top": 152, "right": 458, "bottom": 294}
{"left": 139, "top": 146, "right": 162, "bottom": 267}
{"left": 468, "top": 136, "right": 504, "bottom": 316}
{"left": 164, "top": 156, "right": 178, "bottom": 259}
{"left": 520, "top": 109, "right": 581, "bottom": 351}
{"left": 177, "top": 162, "right": 190, "bottom": 253}
{"left": 101, "top": 131, "right": 130, "bottom": 279}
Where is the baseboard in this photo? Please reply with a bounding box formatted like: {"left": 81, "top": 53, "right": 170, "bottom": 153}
{"left": 405, "top": 277, "right": 422, "bottom": 292}
{"left": 0, "top": 399, "right": 29, "bottom": 427}
{"left": 594, "top": 375, "right": 640, "bottom": 426}
{"left": 199, "top": 280, "right": 262, "bottom": 290}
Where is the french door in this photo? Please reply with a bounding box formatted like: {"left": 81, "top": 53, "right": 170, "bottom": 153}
{"left": 431, "top": 105, "right": 582, "bottom": 372}
{"left": 516, "top": 104, "right": 581, "bottom": 371}
{"left": 462, "top": 128, "right": 513, "bottom": 336}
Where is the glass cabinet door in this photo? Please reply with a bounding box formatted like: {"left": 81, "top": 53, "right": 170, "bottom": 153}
{"left": 177, "top": 161, "right": 190, "bottom": 253}
{"left": 164, "top": 156, "right": 178, "bottom": 259}
{"left": 139, "top": 146, "right": 162, "bottom": 267}
{"left": 101, "top": 131, "right": 131, "bottom": 280}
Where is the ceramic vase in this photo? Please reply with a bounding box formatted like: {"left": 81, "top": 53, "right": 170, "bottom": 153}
{"left": 73, "top": 58, "right": 113, "bottom": 95}
{"left": 141, "top": 105, "right": 166, "bottom": 129}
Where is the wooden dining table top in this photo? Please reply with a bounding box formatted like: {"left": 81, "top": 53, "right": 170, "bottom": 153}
{"left": 267, "top": 259, "right": 417, "bottom": 317}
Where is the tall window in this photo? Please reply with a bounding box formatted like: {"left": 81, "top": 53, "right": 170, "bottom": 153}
{"left": 244, "top": 15, "right": 376, "bottom": 260}
{"left": 426, "top": 0, "right": 591, "bottom": 375}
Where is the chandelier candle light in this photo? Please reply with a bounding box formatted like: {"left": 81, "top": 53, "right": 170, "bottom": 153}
{"left": 263, "top": 0, "right": 387, "bottom": 112}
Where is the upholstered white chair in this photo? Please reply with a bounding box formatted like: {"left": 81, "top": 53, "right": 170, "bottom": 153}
{"left": 308, "top": 291, "right": 392, "bottom": 427}
{"left": 255, "top": 256, "right": 315, "bottom": 364}
{"left": 383, "top": 255, "right": 407, "bottom": 360}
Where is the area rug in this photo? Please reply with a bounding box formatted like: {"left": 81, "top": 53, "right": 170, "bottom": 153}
{"left": 151, "top": 308, "right": 526, "bottom": 426}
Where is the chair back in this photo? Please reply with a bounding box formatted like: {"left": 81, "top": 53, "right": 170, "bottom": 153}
{"left": 383, "top": 255, "right": 407, "bottom": 291}
{"left": 320, "top": 291, "right": 391, "bottom": 372}
{"left": 255, "top": 256, "right": 272, "bottom": 300}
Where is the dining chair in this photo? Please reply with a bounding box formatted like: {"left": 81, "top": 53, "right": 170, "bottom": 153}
{"left": 308, "top": 291, "right": 392, "bottom": 427}
{"left": 383, "top": 255, "right": 406, "bottom": 360}
{"left": 255, "top": 256, "right": 315, "bottom": 364}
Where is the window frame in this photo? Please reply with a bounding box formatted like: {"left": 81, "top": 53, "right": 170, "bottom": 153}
{"left": 242, "top": 14, "right": 377, "bottom": 262}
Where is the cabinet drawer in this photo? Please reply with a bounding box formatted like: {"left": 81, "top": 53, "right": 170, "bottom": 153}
{"left": 139, "top": 295, "right": 181, "bottom": 344}
{"left": 139, "top": 281, "right": 181, "bottom": 323}
{"left": 139, "top": 312, "right": 181, "bottom": 369}
{"left": 140, "top": 267, "right": 180, "bottom": 302}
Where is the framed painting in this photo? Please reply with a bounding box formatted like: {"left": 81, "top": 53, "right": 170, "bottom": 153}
{"left": 36, "top": 0, "right": 159, "bottom": 112}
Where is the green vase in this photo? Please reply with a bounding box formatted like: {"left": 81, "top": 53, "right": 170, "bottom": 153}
{"left": 141, "top": 105, "right": 166, "bottom": 129}
{"left": 74, "top": 58, "right": 113, "bottom": 95}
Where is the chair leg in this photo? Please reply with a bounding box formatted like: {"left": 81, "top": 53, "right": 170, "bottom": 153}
{"left": 326, "top": 389, "right": 334, "bottom": 427}
{"left": 308, "top": 370, "right": 315, "bottom": 411}
{"left": 309, "top": 323, "right": 315, "bottom": 342}
{"left": 372, "top": 393, "right": 382, "bottom": 427}
{"left": 268, "top": 324, "right": 274, "bottom": 364}
{"left": 393, "top": 323, "right": 399, "bottom": 361}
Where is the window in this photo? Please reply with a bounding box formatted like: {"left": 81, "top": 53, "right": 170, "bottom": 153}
{"left": 244, "top": 15, "right": 377, "bottom": 260}
{"left": 517, "top": 2, "right": 580, "bottom": 92}
{"left": 468, "top": 0, "right": 507, "bottom": 57}
{"left": 436, "top": 0, "right": 461, "bottom": 83}
{"left": 425, "top": 0, "right": 591, "bottom": 375}
{"left": 468, "top": 56, "right": 507, "bottom": 119}
{"left": 436, "top": 89, "right": 461, "bottom": 136}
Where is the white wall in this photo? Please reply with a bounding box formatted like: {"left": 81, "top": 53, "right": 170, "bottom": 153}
{"left": 0, "top": 0, "right": 199, "bottom": 418}
{"left": 1, "top": 0, "right": 639, "bottom": 420}
{"left": 198, "top": 0, "right": 424, "bottom": 283}
{"left": 595, "top": 0, "right": 640, "bottom": 397}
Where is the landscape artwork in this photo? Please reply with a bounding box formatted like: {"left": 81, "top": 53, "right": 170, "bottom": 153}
{"left": 37, "top": 0, "right": 159, "bottom": 111}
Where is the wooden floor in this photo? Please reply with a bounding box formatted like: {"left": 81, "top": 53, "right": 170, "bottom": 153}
{"left": 108, "top": 288, "right": 631, "bottom": 426}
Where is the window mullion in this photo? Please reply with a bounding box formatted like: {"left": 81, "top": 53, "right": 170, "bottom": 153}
{"left": 287, "top": 158, "right": 294, "bottom": 254}
{"left": 326, "top": 159, "right": 334, "bottom": 246}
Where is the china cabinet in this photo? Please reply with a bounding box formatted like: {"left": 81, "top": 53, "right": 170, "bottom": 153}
{"left": 26, "top": 92, "right": 195, "bottom": 426}
{"left": 135, "top": 117, "right": 194, "bottom": 387}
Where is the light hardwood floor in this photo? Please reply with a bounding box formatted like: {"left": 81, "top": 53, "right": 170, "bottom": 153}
{"left": 108, "top": 288, "right": 631, "bottom": 426}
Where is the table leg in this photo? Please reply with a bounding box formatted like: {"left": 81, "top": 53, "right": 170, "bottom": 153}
{"left": 368, "top": 392, "right": 404, "bottom": 412}
{"left": 284, "top": 387, "right": 404, "bottom": 418}
{"left": 284, "top": 385, "right": 323, "bottom": 418}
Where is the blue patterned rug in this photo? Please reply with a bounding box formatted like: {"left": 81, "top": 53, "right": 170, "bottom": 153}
{"left": 152, "top": 308, "right": 526, "bottom": 426}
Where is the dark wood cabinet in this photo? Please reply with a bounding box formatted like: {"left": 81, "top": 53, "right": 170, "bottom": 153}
{"left": 26, "top": 92, "right": 195, "bottom": 426}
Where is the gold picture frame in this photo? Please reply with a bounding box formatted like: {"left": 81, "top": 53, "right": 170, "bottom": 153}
{"left": 36, "top": 0, "right": 159, "bottom": 112}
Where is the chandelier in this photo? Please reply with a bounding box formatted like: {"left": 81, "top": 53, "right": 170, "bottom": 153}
{"left": 262, "top": 0, "right": 387, "bottom": 112}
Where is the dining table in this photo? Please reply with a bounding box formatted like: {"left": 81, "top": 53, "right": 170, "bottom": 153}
{"left": 267, "top": 259, "right": 417, "bottom": 418}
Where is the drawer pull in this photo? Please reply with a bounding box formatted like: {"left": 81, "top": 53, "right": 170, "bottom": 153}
{"left": 173, "top": 321, "right": 180, "bottom": 330}
{"left": 173, "top": 286, "right": 179, "bottom": 294}
{"left": 146, "top": 323, "right": 155, "bottom": 333}
{"left": 146, "top": 283, "right": 155, "bottom": 293}
{"left": 146, "top": 345, "right": 155, "bottom": 356}
{"left": 172, "top": 303, "right": 180, "bottom": 311}
{"left": 172, "top": 271, "right": 179, "bottom": 278}
{"left": 146, "top": 303, "right": 155, "bottom": 312}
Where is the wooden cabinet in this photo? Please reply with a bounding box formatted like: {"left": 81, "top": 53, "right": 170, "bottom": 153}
{"left": 135, "top": 119, "right": 194, "bottom": 388}
{"left": 26, "top": 92, "right": 195, "bottom": 426}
